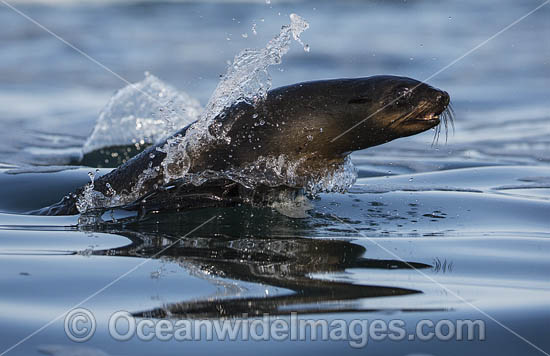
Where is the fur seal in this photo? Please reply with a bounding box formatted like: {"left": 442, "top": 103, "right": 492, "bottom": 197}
{"left": 38, "top": 75, "right": 452, "bottom": 215}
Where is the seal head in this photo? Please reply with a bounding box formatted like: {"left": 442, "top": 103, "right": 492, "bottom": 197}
{"left": 199, "top": 75, "right": 452, "bottom": 173}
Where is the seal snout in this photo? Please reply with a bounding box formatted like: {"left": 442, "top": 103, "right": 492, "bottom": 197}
{"left": 436, "top": 90, "right": 450, "bottom": 108}
{"left": 399, "top": 85, "right": 452, "bottom": 133}
{"left": 424, "top": 89, "right": 450, "bottom": 121}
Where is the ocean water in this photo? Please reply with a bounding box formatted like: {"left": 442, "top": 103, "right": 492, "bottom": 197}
{"left": 0, "top": 0, "right": 549, "bottom": 355}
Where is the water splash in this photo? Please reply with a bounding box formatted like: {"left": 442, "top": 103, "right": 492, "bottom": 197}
{"left": 156, "top": 154, "right": 356, "bottom": 199}
{"left": 82, "top": 73, "right": 202, "bottom": 154}
{"left": 76, "top": 170, "right": 105, "bottom": 213}
{"left": 76, "top": 165, "right": 161, "bottom": 214}
{"left": 159, "top": 13, "right": 310, "bottom": 184}
{"left": 305, "top": 156, "right": 357, "bottom": 194}
{"left": 204, "top": 13, "right": 309, "bottom": 122}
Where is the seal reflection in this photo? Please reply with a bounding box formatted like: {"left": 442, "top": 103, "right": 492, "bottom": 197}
{"left": 84, "top": 208, "right": 439, "bottom": 318}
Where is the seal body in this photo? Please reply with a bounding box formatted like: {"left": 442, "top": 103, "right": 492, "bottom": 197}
{"left": 39, "top": 76, "right": 452, "bottom": 215}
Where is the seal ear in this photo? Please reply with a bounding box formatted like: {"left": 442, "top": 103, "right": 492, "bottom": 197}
{"left": 348, "top": 97, "right": 372, "bottom": 105}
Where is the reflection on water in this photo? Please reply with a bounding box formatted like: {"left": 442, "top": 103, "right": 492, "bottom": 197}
{"left": 92, "top": 226, "right": 433, "bottom": 318}
{"left": 1, "top": 167, "right": 550, "bottom": 355}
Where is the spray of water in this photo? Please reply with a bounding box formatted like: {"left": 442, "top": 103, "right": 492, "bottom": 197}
{"left": 158, "top": 13, "right": 310, "bottom": 183}
{"left": 83, "top": 73, "right": 202, "bottom": 154}
{"left": 77, "top": 14, "right": 357, "bottom": 214}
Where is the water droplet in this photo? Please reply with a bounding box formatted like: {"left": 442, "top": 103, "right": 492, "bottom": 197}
{"left": 105, "top": 183, "right": 116, "bottom": 196}
{"left": 304, "top": 44, "right": 310, "bottom": 52}
{"left": 241, "top": 33, "right": 248, "bottom": 38}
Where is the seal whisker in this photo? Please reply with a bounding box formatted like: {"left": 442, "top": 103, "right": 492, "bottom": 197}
{"left": 443, "top": 110, "right": 449, "bottom": 143}
{"left": 448, "top": 103, "right": 456, "bottom": 133}
{"left": 436, "top": 102, "right": 455, "bottom": 144}
{"left": 432, "top": 120, "right": 441, "bottom": 146}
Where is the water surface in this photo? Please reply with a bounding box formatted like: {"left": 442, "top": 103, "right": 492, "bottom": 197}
{"left": 0, "top": 0, "right": 549, "bottom": 355}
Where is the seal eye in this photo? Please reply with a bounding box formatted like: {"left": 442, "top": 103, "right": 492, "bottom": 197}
{"left": 348, "top": 97, "right": 371, "bottom": 105}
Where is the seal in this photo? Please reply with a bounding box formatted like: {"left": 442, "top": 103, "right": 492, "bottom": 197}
{"left": 38, "top": 75, "right": 452, "bottom": 215}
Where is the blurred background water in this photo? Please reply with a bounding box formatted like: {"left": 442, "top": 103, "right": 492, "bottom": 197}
{"left": 0, "top": 0, "right": 548, "bottom": 168}
{"left": 0, "top": 0, "right": 549, "bottom": 355}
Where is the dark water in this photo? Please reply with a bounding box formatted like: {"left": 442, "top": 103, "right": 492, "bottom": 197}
{"left": 0, "top": 0, "right": 549, "bottom": 355}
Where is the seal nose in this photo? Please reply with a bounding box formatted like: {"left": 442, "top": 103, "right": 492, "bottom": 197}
{"left": 436, "top": 91, "right": 450, "bottom": 107}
